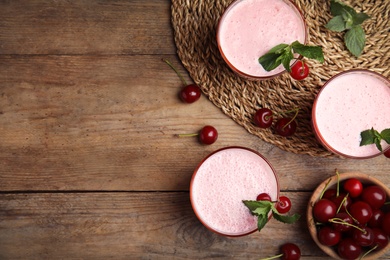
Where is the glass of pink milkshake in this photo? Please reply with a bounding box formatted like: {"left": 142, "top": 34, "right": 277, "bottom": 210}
{"left": 217, "top": 0, "right": 307, "bottom": 80}
{"left": 190, "top": 147, "right": 279, "bottom": 237}
{"left": 312, "top": 69, "right": 390, "bottom": 159}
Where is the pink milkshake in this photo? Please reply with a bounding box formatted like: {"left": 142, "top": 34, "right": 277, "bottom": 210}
{"left": 312, "top": 70, "right": 390, "bottom": 159}
{"left": 217, "top": 0, "right": 307, "bottom": 80}
{"left": 190, "top": 147, "right": 279, "bottom": 237}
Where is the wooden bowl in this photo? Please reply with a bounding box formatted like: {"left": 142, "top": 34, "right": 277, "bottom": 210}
{"left": 307, "top": 172, "right": 390, "bottom": 260}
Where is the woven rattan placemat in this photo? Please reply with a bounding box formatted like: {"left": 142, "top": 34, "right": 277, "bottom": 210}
{"left": 171, "top": 0, "right": 389, "bottom": 157}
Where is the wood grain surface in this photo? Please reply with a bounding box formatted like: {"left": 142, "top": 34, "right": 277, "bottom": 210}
{"left": 0, "top": 1, "right": 389, "bottom": 259}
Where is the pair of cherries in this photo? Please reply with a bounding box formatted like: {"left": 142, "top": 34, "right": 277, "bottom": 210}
{"left": 254, "top": 108, "right": 299, "bottom": 137}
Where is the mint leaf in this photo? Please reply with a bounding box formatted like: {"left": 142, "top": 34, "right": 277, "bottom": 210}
{"left": 272, "top": 212, "right": 301, "bottom": 224}
{"left": 291, "top": 41, "right": 324, "bottom": 63}
{"left": 326, "top": 16, "right": 347, "bottom": 32}
{"left": 258, "top": 41, "right": 324, "bottom": 72}
{"left": 345, "top": 25, "right": 365, "bottom": 57}
{"left": 257, "top": 215, "right": 268, "bottom": 231}
{"left": 242, "top": 200, "right": 272, "bottom": 213}
{"left": 353, "top": 12, "right": 370, "bottom": 26}
{"left": 330, "top": 0, "right": 356, "bottom": 17}
{"left": 380, "top": 129, "right": 390, "bottom": 144}
{"left": 258, "top": 52, "right": 283, "bottom": 71}
{"left": 360, "top": 128, "right": 377, "bottom": 146}
{"left": 268, "top": 43, "right": 290, "bottom": 54}
{"left": 360, "top": 127, "right": 390, "bottom": 152}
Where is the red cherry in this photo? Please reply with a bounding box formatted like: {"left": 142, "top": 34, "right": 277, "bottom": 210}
{"left": 281, "top": 243, "right": 301, "bottom": 260}
{"left": 290, "top": 60, "right": 309, "bottom": 80}
{"left": 318, "top": 226, "right": 341, "bottom": 246}
{"left": 361, "top": 185, "right": 386, "bottom": 210}
{"left": 254, "top": 108, "right": 273, "bottom": 128}
{"left": 368, "top": 209, "right": 384, "bottom": 228}
{"left": 199, "top": 125, "right": 218, "bottom": 145}
{"left": 323, "top": 188, "right": 337, "bottom": 199}
{"left": 382, "top": 213, "right": 390, "bottom": 236}
{"left": 352, "top": 226, "right": 374, "bottom": 247}
{"left": 372, "top": 228, "right": 389, "bottom": 250}
{"left": 384, "top": 148, "right": 390, "bottom": 158}
{"left": 178, "top": 125, "right": 218, "bottom": 145}
{"left": 337, "top": 238, "right": 362, "bottom": 260}
{"left": 349, "top": 201, "right": 373, "bottom": 225}
{"left": 276, "top": 196, "right": 292, "bottom": 214}
{"left": 275, "top": 118, "right": 297, "bottom": 137}
{"left": 256, "top": 193, "right": 272, "bottom": 201}
{"left": 343, "top": 178, "right": 363, "bottom": 198}
{"left": 330, "top": 193, "right": 352, "bottom": 213}
{"left": 331, "top": 212, "right": 353, "bottom": 232}
{"left": 313, "top": 199, "right": 337, "bottom": 223}
{"left": 163, "top": 58, "right": 201, "bottom": 104}
{"left": 179, "top": 84, "right": 201, "bottom": 103}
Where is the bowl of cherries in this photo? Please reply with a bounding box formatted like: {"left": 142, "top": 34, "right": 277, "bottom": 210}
{"left": 307, "top": 171, "right": 390, "bottom": 260}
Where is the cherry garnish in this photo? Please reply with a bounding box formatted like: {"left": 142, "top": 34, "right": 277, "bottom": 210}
{"left": 276, "top": 196, "right": 292, "bottom": 214}
{"left": 177, "top": 125, "right": 218, "bottom": 145}
{"left": 384, "top": 148, "right": 390, "bottom": 158}
{"left": 256, "top": 193, "right": 272, "bottom": 202}
{"left": 163, "top": 59, "right": 201, "bottom": 103}
{"left": 254, "top": 108, "right": 273, "bottom": 128}
{"left": 290, "top": 60, "right": 309, "bottom": 81}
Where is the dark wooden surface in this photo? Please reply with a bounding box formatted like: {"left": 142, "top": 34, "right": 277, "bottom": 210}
{"left": 0, "top": 1, "right": 389, "bottom": 259}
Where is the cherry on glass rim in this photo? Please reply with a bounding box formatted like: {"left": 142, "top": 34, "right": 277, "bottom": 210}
{"left": 290, "top": 60, "right": 309, "bottom": 80}
{"left": 276, "top": 196, "right": 292, "bottom": 214}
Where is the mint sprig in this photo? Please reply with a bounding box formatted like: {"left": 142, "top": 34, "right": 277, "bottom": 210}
{"left": 360, "top": 127, "right": 390, "bottom": 151}
{"left": 258, "top": 41, "right": 324, "bottom": 72}
{"left": 242, "top": 200, "right": 301, "bottom": 232}
{"left": 325, "top": 0, "right": 370, "bottom": 57}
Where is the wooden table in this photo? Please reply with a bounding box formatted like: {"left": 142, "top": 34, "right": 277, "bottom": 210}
{"left": 0, "top": 1, "right": 389, "bottom": 259}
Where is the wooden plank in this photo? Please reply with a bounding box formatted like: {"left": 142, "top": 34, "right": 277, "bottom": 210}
{"left": 1, "top": 54, "right": 389, "bottom": 191}
{"left": 0, "top": 0, "right": 173, "bottom": 55}
{"left": 0, "top": 191, "right": 353, "bottom": 259}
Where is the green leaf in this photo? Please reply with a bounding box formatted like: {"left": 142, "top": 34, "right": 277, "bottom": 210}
{"left": 380, "top": 129, "right": 390, "bottom": 144}
{"left": 291, "top": 41, "right": 324, "bottom": 63}
{"left": 268, "top": 43, "right": 290, "bottom": 54}
{"left": 281, "top": 50, "right": 294, "bottom": 72}
{"left": 345, "top": 25, "right": 365, "bottom": 57}
{"left": 360, "top": 128, "right": 377, "bottom": 146}
{"left": 242, "top": 200, "right": 272, "bottom": 214}
{"left": 330, "top": 0, "right": 356, "bottom": 17}
{"left": 258, "top": 52, "right": 283, "bottom": 72}
{"left": 272, "top": 211, "right": 301, "bottom": 224}
{"left": 257, "top": 215, "right": 268, "bottom": 231}
{"left": 353, "top": 12, "right": 370, "bottom": 26}
{"left": 326, "top": 16, "right": 347, "bottom": 32}
{"left": 375, "top": 138, "right": 383, "bottom": 152}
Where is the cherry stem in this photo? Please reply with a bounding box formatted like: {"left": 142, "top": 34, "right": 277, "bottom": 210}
{"left": 280, "top": 108, "right": 299, "bottom": 130}
{"left": 259, "top": 253, "right": 283, "bottom": 260}
{"left": 335, "top": 169, "right": 340, "bottom": 197}
{"left": 336, "top": 193, "right": 349, "bottom": 214}
{"left": 319, "top": 178, "right": 332, "bottom": 200}
{"left": 299, "top": 59, "right": 305, "bottom": 76}
{"left": 360, "top": 245, "right": 378, "bottom": 260}
{"left": 328, "top": 218, "right": 366, "bottom": 234}
{"left": 176, "top": 133, "right": 198, "bottom": 138}
{"left": 162, "top": 58, "right": 188, "bottom": 86}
